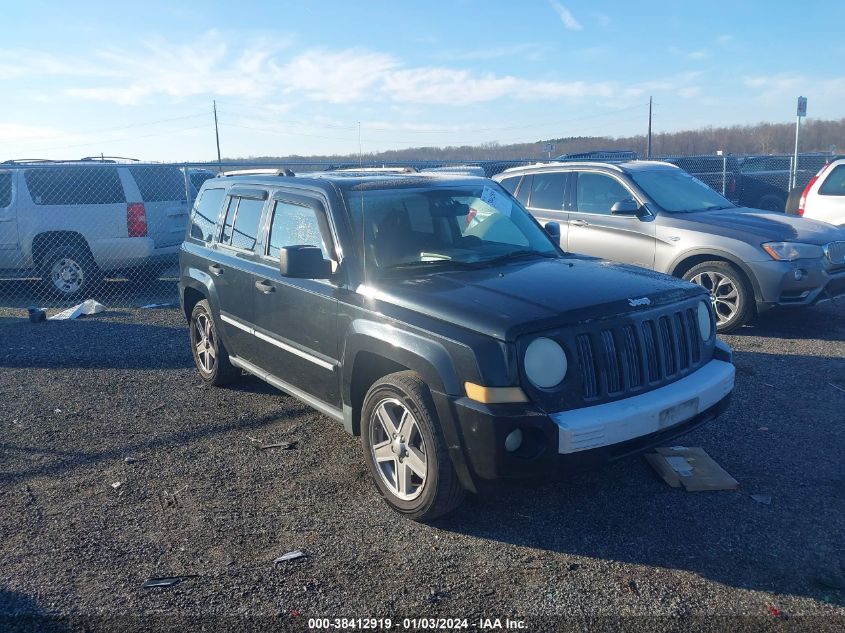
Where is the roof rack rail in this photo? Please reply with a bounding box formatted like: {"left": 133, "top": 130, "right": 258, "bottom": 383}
{"left": 79, "top": 156, "right": 140, "bottom": 163}
{"left": 555, "top": 150, "right": 639, "bottom": 162}
{"left": 218, "top": 168, "right": 296, "bottom": 177}
{"left": 2, "top": 156, "right": 141, "bottom": 165}
{"left": 325, "top": 166, "right": 419, "bottom": 174}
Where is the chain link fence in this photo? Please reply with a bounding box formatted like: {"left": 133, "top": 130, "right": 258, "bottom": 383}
{"left": 0, "top": 153, "right": 838, "bottom": 311}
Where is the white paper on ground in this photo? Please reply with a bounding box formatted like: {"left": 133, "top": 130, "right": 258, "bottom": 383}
{"left": 49, "top": 299, "right": 106, "bottom": 321}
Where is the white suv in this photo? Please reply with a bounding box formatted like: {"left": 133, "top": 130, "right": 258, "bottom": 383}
{"left": 796, "top": 158, "right": 845, "bottom": 226}
{"left": 0, "top": 160, "right": 197, "bottom": 297}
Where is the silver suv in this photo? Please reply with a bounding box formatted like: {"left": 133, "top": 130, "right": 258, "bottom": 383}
{"left": 494, "top": 161, "right": 845, "bottom": 332}
{"left": 0, "top": 160, "right": 200, "bottom": 297}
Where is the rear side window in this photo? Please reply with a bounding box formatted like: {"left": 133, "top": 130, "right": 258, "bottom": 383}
{"left": 220, "top": 196, "right": 265, "bottom": 251}
{"left": 129, "top": 166, "right": 186, "bottom": 202}
{"left": 267, "top": 201, "right": 327, "bottom": 258}
{"left": 189, "top": 188, "right": 225, "bottom": 242}
{"left": 529, "top": 172, "right": 566, "bottom": 210}
{"left": 0, "top": 172, "right": 11, "bottom": 208}
{"left": 516, "top": 175, "right": 532, "bottom": 206}
{"left": 24, "top": 167, "right": 125, "bottom": 205}
{"left": 819, "top": 165, "right": 845, "bottom": 196}
{"left": 499, "top": 176, "right": 520, "bottom": 194}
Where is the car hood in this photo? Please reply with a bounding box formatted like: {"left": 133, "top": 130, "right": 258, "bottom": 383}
{"left": 369, "top": 256, "right": 706, "bottom": 341}
{"left": 662, "top": 207, "right": 845, "bottom": 244}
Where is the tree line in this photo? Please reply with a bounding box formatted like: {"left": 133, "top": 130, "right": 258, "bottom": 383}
{"left": 241, "top": 117, "right": 845, "bottom": 162}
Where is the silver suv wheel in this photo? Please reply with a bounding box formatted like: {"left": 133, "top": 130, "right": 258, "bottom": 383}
{"left": 690, "top": 270, "right": 739, "bottom": 327}
{"left": 50, "top": 256, "right": 85, "bottom": 295}
{"left": 682, "top": 260, "right": 751, "bottom": 333}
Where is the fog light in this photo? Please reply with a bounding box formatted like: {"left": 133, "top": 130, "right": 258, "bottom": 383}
{"left": 505, "top": 429, "right": 523, "bottom": 453}
{"left": 793, "top": 269, "right": 805, "bottom": 281}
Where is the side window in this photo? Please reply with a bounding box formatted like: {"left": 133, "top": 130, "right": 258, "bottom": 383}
{"left": 819, "top": 165, "right": 845, "bottom": 196}
{"left": 128, "top": 166, "right": 186, "bottom": 202}
{"left": 267, "top": 201, "right": 328, "bottom": 259}
{"left": 0, "top": 172, "right": 11, "bottom": 208}
{"left": 227, "top": 197, "right": 265, "bottom": 251}
{"left": 528, "top": 173, "right": 566, "bottom": 210}
{"left": 516, "top": 175, "right": 532, "bottom": 206}
{"left": 188, "top": 188, "right": 225, "bottom": 242}
{"left": 220, "top": 197, "right": 238, "bottom": 244}
{"left": 24, "top": 167, "right": 125, "bottom": 205}
{"left": 575, "top": 173, "right": 634, "bottom": 215}
{"left": 499, "top": 176, "right": 520, "bottom": 194}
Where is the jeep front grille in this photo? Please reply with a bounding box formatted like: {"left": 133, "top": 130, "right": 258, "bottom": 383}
{"left": 826, "top": 241, "right": 845, "bottom": 265}
{"left": 575, "top": 306, "right": 705, "bottom": 401}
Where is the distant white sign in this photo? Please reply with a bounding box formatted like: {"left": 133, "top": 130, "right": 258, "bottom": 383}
{"left": 797, "top": 96, "right": 808, "bottom": 117}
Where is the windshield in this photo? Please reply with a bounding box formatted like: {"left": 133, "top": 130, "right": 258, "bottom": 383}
{"left": 630, "top": 169, "right": 735, "bottom": 212}
{"left": 345, "top": 183, "right": 558, "bottom": 276}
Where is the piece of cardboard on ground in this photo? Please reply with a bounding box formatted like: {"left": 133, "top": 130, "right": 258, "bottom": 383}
{"left": 646, "top": 446, "right": 738, "bottom": 491}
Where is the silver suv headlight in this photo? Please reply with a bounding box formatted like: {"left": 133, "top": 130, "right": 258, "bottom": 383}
{"left": 524, "top": 337, "right": 567, "bottom": 389}
{"left": 762, "top": 242, "right": 824, "bottom": 261}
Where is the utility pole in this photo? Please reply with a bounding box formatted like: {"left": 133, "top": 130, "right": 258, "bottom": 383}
{"left": 646, "top": 96, "right": 653, "bottom": 159}
{"left": 213, "top": 100, "right": 222, "bottom": 168}
{"left": 791, "top": 96, "right": 807, "bottom": 190}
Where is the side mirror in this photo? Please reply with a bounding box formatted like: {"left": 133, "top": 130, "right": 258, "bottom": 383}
{"left": 279, "top": 245, "right": 331, "bottom": 279}
{"left": 544, "top": 221, "right": 561, "bottom": 241}
{"left": 610, "top": 199, "right": 642, "bottom": 216}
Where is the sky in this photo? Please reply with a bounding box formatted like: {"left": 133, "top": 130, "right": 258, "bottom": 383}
{"left": 1, "top": 0, "right": 843, "bottom": 162}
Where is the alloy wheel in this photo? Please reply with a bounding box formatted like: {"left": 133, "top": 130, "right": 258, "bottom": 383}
{"left": 369, "top": 398, "right": 428, "bottom": 501}
{"left": 192, "top": 312, "right": 217, "bottom": 374}
{"left": 691, "top": 270, "right": 739, "bottom": 327}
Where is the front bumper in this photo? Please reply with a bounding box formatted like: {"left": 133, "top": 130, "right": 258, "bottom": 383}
{"left": 443, "top": 349, "right": 735, "bottom": 485}
{"left": 748, "top": 257, "right": 845, "bottom": 309}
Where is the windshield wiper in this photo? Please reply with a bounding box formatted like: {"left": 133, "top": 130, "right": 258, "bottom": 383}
{"left": 382, "top": 259, "right": 480, "bottom": 272}
{"left": 479, "top": 250, "right": 557, "bottom": 265}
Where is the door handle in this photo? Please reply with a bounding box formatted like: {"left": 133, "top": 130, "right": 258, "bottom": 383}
{"left": 254, "top": 279, "right": 276, "bottom": 294}
{"left": 570, "top": 219, "right": 589, "bottom": 227}
{"left": 208, "top": 263, "right": 224, "bottom": 276}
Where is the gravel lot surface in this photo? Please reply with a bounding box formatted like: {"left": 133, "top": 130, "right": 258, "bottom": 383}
{"left": 1, "top": 290, "right": 843, "bottom": 632}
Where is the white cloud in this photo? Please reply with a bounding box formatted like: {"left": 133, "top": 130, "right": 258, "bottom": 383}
{"left": 688, "top": 49, "right": 708, "bottom": 60}
{"left": 275, "top": 49, "right": 399, "bottom": 103}
{"left": 0, "top": 123, "right": 66, "bottom": 143}
{"left": 549, "top": 1, "right": 583, "bottom": 31}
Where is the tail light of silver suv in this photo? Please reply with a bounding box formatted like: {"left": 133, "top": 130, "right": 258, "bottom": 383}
{"left": 126, "top": 202, "right": 148, "bottom": 237}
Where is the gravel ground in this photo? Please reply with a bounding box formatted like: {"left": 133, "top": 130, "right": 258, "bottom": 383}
{"left": 0, "top": 291, "right": 843, "bottom": 632}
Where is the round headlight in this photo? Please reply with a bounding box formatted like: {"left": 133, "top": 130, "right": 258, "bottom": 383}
{"left": 524, "top": 337, "right": 567, "bottom": 388}
{"left": 697, "top": 300, "right": 712, "bottom": 340}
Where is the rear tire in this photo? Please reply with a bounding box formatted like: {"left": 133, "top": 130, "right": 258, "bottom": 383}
{"left": 190, "top": 299, "right": 241, "bottom": 386}
{"left": 40, "top": 246, "right": 97, "bottom": 300}
{"left": 361, "top": 371, "right": 466, "bottom": 521}
{"left": 682, "top": 261, "right": 753, "bottom": 333}
{"left": 756, "top": 193, "right": 786, "bottom": 212}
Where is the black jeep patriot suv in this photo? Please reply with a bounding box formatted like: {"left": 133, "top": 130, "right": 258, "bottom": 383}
{"left": 179, "top": 170, "right": 735, "bottom": 520}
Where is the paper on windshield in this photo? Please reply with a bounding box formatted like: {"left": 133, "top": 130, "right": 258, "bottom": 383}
{"left": 480, "top": 185, "right": 512, "bottom": 218}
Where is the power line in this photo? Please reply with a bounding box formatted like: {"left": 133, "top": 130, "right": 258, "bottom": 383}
{"left": 5, "top": 124, "right": 209, "bottom": 155}
{"left": 7, "top": 112, "right": 210, "bottom": 144}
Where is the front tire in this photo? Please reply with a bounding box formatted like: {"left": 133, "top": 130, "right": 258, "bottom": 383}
{"left": 682, "top": 261, "right": 752, "bottom": 333}
{"left": 190, "top": 299, "right": 241, "bottom": 386}
{"left": 361, "top": 371, "right": 466, "bottom": 521}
